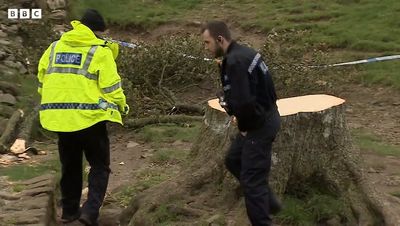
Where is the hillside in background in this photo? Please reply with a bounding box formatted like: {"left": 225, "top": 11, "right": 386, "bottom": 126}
{"left": 69, "top": 0, "right": 400, "bottom": 89}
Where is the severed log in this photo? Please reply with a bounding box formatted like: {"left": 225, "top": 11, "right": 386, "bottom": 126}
{"left": 0, "top": 105, "right": 15, "bottom": 118}
{"left": 16, "top": 105, "right": 39, "bottom": 141}
{"left": 0, "top": 81, "right": 20, "bottom": 96}
{"left": 0, "top": 110, "right": 23, "bottom": 154}
{"left": 0, "top": 118, "right": 7, "bottom": 135}
{"left": 10, "top": 106, "right": 40, "bottom": 154}
{"left": 125, "top": 115, "right": 203, "bottom": 130}
{"left": 119, "top": 94, "right": 392, "bottom": 226}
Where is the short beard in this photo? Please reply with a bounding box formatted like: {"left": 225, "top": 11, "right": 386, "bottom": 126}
{"left": 214, "top": 45, "right": 224, "bottom": 58}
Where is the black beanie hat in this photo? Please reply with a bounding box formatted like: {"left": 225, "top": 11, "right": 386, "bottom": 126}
{"left": 81, "top": 9, "right": 106, "bottom": 32}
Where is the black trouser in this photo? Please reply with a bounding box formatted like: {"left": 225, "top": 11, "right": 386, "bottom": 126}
{"left": 57, "top": 121, "right": 110, "bottom": 222}
{"left": 225, "top": 111, "right": 281, "bottom": 226}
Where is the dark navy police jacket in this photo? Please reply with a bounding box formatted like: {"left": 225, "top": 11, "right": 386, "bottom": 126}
{"left": 220, "top": 41, "right": 278, "bottom": 132}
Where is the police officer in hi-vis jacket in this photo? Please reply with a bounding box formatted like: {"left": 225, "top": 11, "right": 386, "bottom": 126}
{"left": 37, "top": 9, "right": 128, "bottom": 226}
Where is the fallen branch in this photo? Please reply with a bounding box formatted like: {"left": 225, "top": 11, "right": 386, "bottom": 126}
{"left": 175, "top": 83, "right": 199, "bottom": 93}
{"left": 159, "top": 86, "right": 175, "bottom": 105}
{"left": 0, "top": 110, "right": 23, "bottom": 153}
{"left": 125, "top": 115, "right": 203, "bottom": 129}
{"left": 169, "top": 104, "right": 204, "bottom": 115}
{"left": 158, "top": 65, "right": 167, "bottom": 89}
{"left": 143, "top": 68, "right": 176, "bottom": 106}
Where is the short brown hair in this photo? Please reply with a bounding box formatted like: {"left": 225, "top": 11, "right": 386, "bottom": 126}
{"left": 201, "top": 21, "right": 232, "bottom": 41}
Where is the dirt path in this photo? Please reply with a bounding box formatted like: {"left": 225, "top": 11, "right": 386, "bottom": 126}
{"left": 108, "top": 130, "right": 148, "bottom": 191}
{"left": 338, "top": 84, "right": 400, "bottom": 222}
{"left": 340, "top": 84, "right": 400, "bottom": 146}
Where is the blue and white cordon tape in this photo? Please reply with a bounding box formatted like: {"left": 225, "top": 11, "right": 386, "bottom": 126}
{"left": 107, "top": 38, "right": 400, "bottom": 68}
{"left": 310, "top": 55, "right": 400, "bottom": 68}
{"left": 105, "top": 39, "right": 140, "bottom": 49}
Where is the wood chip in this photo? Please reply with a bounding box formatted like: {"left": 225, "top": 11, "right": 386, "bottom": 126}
{"left": 17, "top": 153, "right": 30, "bottom": 159}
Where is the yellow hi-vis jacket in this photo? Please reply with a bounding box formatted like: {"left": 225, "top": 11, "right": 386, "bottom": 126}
{"left": 37, "top": 20, "right": 127, "bottom": 132}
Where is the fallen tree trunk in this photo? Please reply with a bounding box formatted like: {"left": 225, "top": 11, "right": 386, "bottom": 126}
{"left": 125, "top": 115, "right": 203, "bottom": 130}
{"left": 16, "top": 105, "right": 39, "bottom": 141}
{"left": 119, "top": 94, "right": 389, "bottom": 226}
{"left": 9, "top": 106, "right": 39, "bottom": 154}
{"left": 0, "top": 110, "right": 23, "bottom": 154}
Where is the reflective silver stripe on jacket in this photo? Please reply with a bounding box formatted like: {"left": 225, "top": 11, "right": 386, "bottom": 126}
{"left": 46, "top": 67, "right": 98, "bottom": 80}
{"left": 46, "top": 44, "right": 99, "bottom": 80}
{"left": 102, "top": 82, "right": 121, "bottom": 93}
{"left": 259, "top": 61, "right": 269, "bottom": 75}
{"left": 40, "top": 102, "right": 118, "bottom": 111}
{"left": 46, "top": 41, "right": 58, "bottom": 72}
{"left": 248, "top": 53, "right": 261, "bottom": 74}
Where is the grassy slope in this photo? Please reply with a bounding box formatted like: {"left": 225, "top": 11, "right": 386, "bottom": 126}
{"left": 69, "top": 0, "right": 201, "bottom": 27}
{"left": 0, "top": 158, "right": 59, "bottom": 181}
{"left": 69, "top": 0, "right": 400, "bottom": 88}
{"left": 352, "top": 129, "right": 400, "bottom": 157}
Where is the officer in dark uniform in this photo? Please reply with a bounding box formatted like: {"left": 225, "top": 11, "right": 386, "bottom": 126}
{"left": 201, "top": 21, "right": 282, "bottom": 226}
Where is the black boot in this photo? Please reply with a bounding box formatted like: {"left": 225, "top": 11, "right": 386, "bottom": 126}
{"left": 269, "top": 192, "right": 282, "bottom": 215}
{"left": 79, "top": 213, "right": 99, "bottom": 226}
{"left": 61, "top": 209, "right": 81, "bottom": 223}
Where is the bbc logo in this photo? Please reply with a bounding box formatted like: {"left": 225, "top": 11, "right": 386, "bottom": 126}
{"left": 8, "top": 9, "right": 42, "bottom": 19}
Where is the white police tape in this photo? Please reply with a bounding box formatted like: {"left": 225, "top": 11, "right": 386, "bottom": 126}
{"left": 106, "top": 38, "right": 215, "bottom": 61}
{"left": 181, "top": 53, "right": 214, "bottom": 62}
{"left": 107, "top": 38, "right": 400, "bottom": 68}
{"left": 105, "top": 39, "right": 140, "bottom": 49}
{"left": 310, "top": 55, "right": 400, "bottom": 68}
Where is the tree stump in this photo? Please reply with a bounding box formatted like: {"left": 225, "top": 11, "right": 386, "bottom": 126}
{"left": 120, "top": 94, "right": 388, "bottom": 226}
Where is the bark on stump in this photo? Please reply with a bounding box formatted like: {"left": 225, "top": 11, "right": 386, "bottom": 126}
{"left": 120, "top": 94, "right": 387, "bottom": 226}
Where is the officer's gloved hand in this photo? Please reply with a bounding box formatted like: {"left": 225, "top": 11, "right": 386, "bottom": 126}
{"left": 105, "top": 41, "right": 119, "bottom": 60}
{"left": 121, "top": 104, "right": 129, "bottom": 115}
